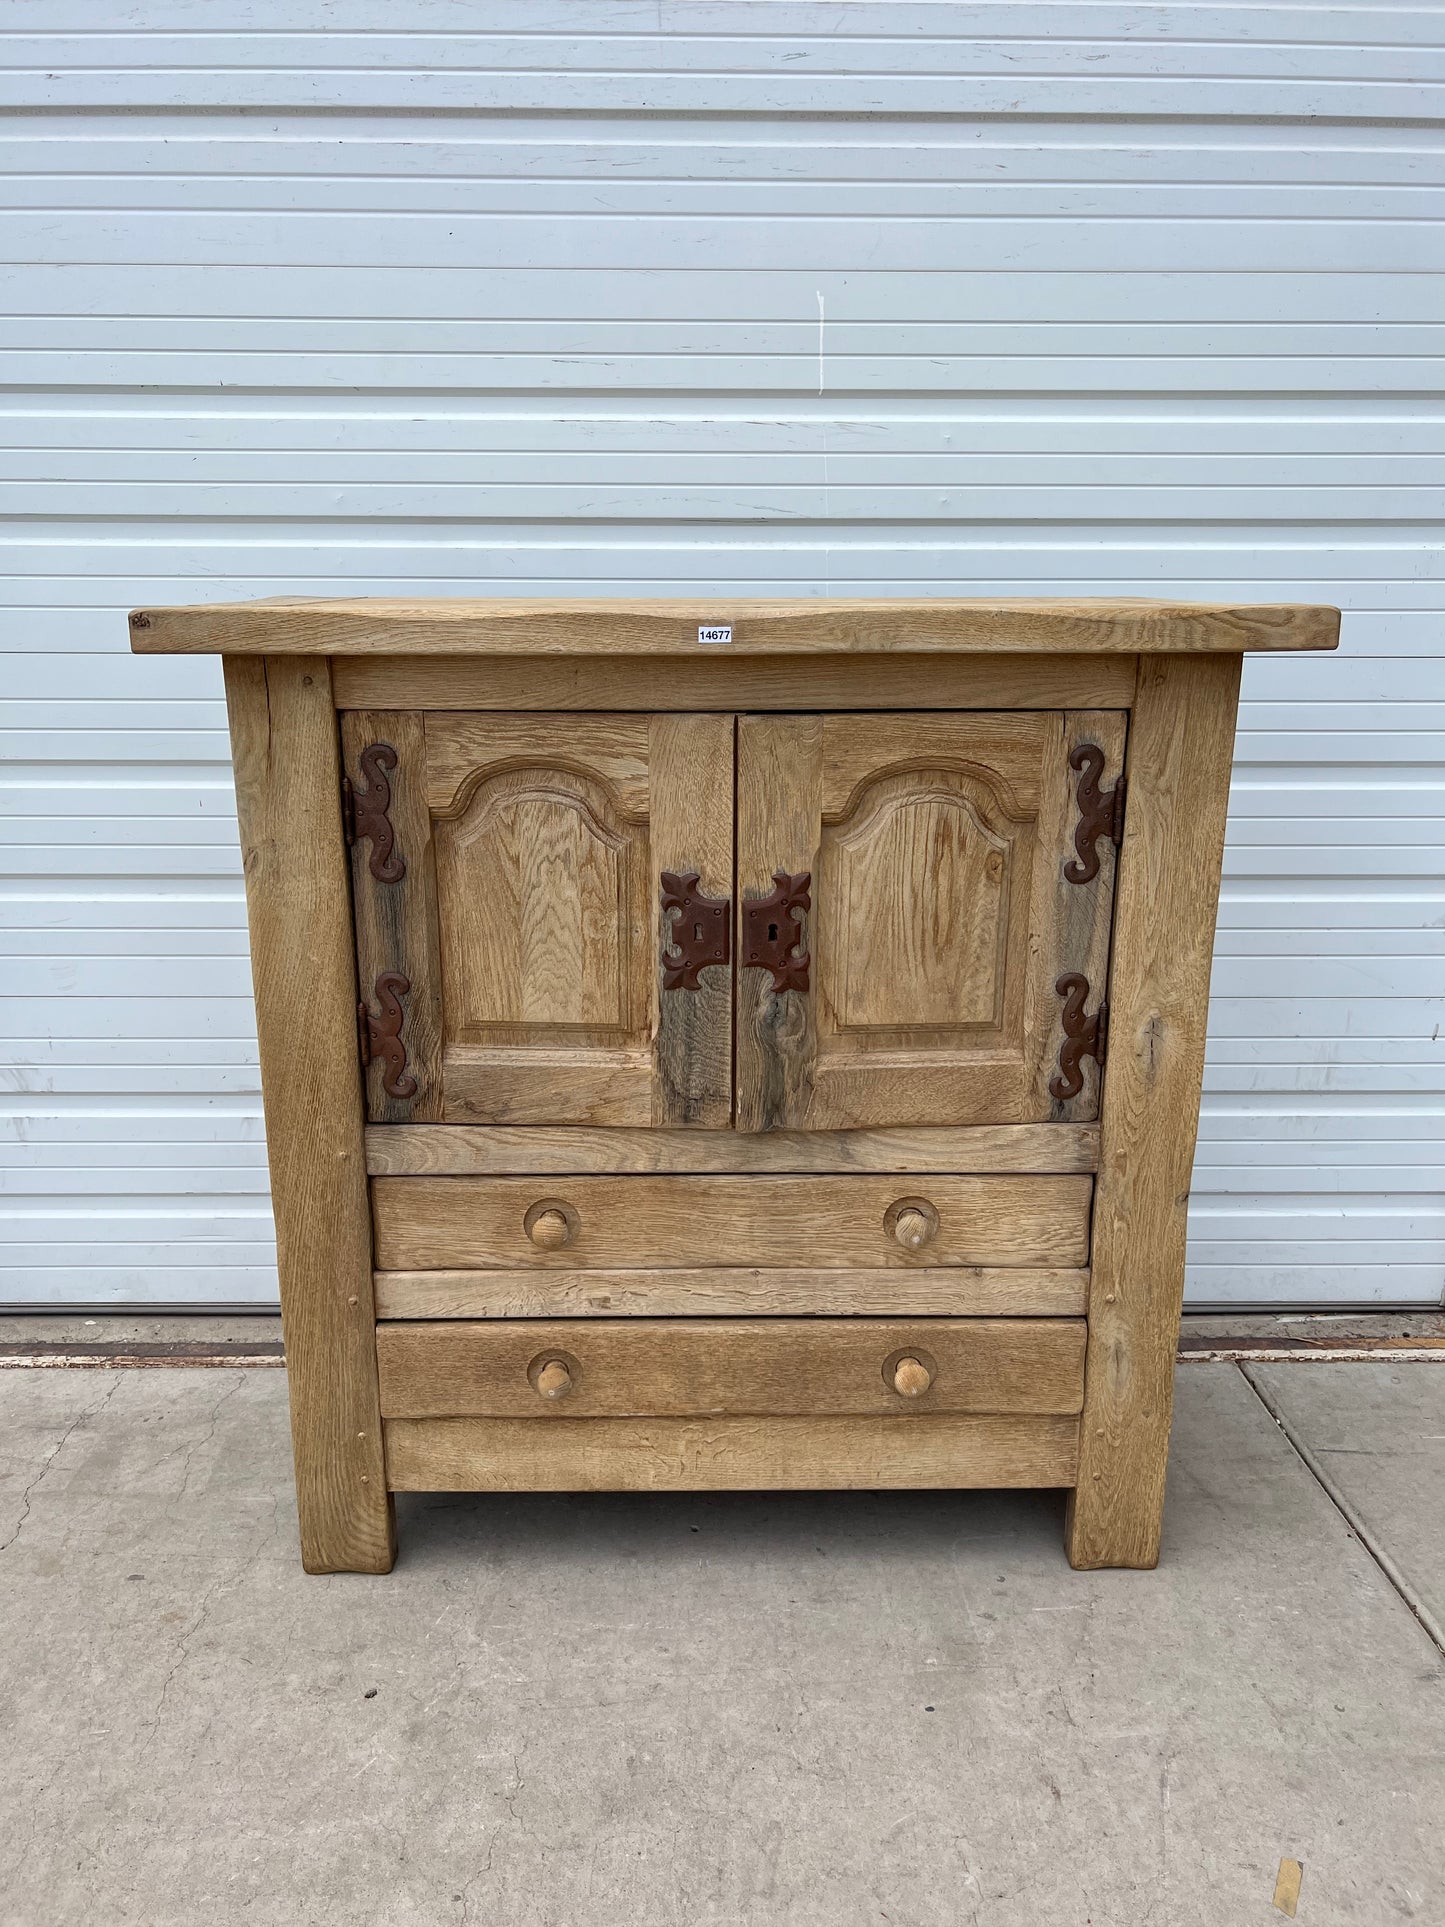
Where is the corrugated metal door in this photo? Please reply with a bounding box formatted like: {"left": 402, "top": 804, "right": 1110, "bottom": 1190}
{"left": 2, "top": 4, "right": 1440, "bottom": 1308}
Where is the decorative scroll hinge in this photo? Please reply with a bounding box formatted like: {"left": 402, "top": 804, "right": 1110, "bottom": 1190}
{"left": 1064, "top": 743, "right": 1126, "bottom": 886}
{"left": 741, "top": 870, "right": 812, "bottom": 994}
{"left": 344, "top": 742, "right": 406, "bottom": 883}
{"left": 1050, "top": 972, "right": 1108, "bottom": 1102}
{"left": 358, "top": 970, "right": 417, "bottom": 1100}
{"left": 660, "top": 871, "right": 732, "bottom": 990}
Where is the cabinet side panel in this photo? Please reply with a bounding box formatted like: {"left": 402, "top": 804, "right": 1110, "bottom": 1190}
{"left": 224, "top": 654, "right": 395, "bottom": 1574}
{"left": 1066, "top": 652, "right": 1242, "bottom": 1570}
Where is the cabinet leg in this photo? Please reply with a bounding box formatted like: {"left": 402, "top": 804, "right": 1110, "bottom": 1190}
{"left": 1064, "top": 1385, "right": 1173, "bottom": 1572}
{"left": 285, "top": 1318, "right": 398, "bottom": 1576}
{"left": 226, "top": 653, "right": 396, "bottom": 1576}
{"left": 295, "top": 1481, "right": 396, "bottom": 1577}
{"left": 1065, "top": 652, "right": 1241, "bottom": 1573}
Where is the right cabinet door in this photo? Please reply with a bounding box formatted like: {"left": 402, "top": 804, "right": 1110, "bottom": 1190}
{"left": 735, "top": 710, "right": 1126, "bottom": 1131}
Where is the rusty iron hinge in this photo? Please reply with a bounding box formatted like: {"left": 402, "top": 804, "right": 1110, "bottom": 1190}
{"left": 660, "top": 871, "right": 732, "bottom": 989}
{"left": 359, "top": 970, "right": 417, "bottom": 1100}
{"left": 1050, "top": 972, "right": 1107, "bottom": 1102}
{"left": 1064, "top": 743, "right": 1126, "bottom": 886}
{"left": 741, "top": 870, "right": 811, "bottom": 994}
{"left": 344, "top": 742, "right": 405, "bottom": 883}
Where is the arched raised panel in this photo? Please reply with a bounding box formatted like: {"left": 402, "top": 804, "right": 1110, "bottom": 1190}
{"left": 436, "top": 767, "right": 640, "bottom": 1041}
{"left": 737, "top": 710, "right": 1122, "bottom": 1132}
{"left": 823, "top": 771, "right": 1024, "bottom": 1035}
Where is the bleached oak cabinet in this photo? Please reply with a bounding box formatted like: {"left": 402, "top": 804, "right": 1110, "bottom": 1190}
{"left": 131, "top": 597, "right": 1338, "bottom": 1573}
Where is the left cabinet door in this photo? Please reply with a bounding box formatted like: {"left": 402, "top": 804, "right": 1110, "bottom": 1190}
{"left": 344, "top": 712, "right": 735, "bottom": 1127}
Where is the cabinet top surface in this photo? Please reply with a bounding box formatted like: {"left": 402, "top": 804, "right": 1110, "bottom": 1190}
{"left": 130, "top": 595, "right": 1340, "bottom": 658}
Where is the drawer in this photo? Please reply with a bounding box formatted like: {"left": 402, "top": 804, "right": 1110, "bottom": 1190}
{"left": 375, "top": 1317, "right": 1087, "bottom": 1419}
{"left": 370, "top": 1173, "right": 1092, "bottom": 1272}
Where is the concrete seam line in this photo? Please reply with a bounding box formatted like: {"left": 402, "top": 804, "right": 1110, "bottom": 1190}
{"left": 1180, "top": 1347, "right": 1445, "bottom": 1364}
{"left": 1238, "top": 1360, "right": 1445, "bottom": 1662}
{"left": 0, "top": 1348, "right": 285, "bottom": 1369}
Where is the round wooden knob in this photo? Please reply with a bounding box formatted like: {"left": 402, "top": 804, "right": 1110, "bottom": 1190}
{"left": 892, "top": 1355, "right": 934, "bottom": 1399}
{"left": 534, "top": 1359, "right": 573, "bottom": 1400}
{"left": 527, "top": 1207, "right": 572, "bottom": 1250}
{"left": 893, "top": 1206, "right": 935, "bottom": 1250}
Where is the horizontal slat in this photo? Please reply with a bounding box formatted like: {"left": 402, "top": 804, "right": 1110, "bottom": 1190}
{"left": 8, "top": 400, "right": 1445, "bottom": 457}
{"left": 382, "top": 1413, "right": 1081, "bottom": 1492}
{"left": 3, "top": 1268, "right": 278, "bottom": 1307}
{"left": 0, "top": 1064, "right": 262, "bottom": 1096}
{"left": 331, "top": 653, "right": 1139, "bottom": 714}
{"left": 8, "top": 12, "right": 1443, "bottom": 70}
{"left": 11, "top": 262, "right": 1444, "bottom": 324}
{"left": 14, "top": 177, "right": 1445, "bottom": 226}
{"left": 5, "top": 111, "right": 1443, "bottom": 183}
{"left": 1185, "top": 1263, "right": 1442, "bottom": 1309}
{"left": 13, "top": 6, "right": 1440, "bottom": 50}
{"left": 5, "top": 350, "right": 1436, "bottom": 391}
{"left": 369, "top": 1175, "right": 1093, "bottom": 1272}
{"left": 373, "top": 1268, "right": 1089, "bottom": 1319}
{"left": 17, "top": 209, "right": 1445, "bottom": 274}
{"left": 364, "top": 1123, "right": 1099, "bottom": 1177}
{"left": 0, "top": 1002, "right": 258, "bottom": 1039}
{"left": 21, "top": 482, "right": 1444, "bottom": 523}
{"left": 18, "top": 543, "right": 1443, "bottom": 588}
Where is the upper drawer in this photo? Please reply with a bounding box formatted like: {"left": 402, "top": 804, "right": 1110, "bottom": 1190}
{"left": 370, "top": 1172, "right": 1091, "bottom": 1272}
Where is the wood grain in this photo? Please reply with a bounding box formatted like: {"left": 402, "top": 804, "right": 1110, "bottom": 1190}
{"left": 330, "top": 652, "right": 1141, "bottom": 714}
{"left": 383, "top": 1413, "right": 1081, "bottom": 1490}
{"left": 734, "top": 714, "right": 821, "bottom": 1132}
{"left": 425, "top": 713, "right": 652, "bottom": 817}
{"left": 737, "top": 710, "right": 1124, "bottom": 1130}
{"left": 340, "top": 710, "right": 442, "bottom": 1122}
{"left": 416, "top": 712, "right": 735, "bottom": 1128}
{"left": 133, "top": 596, "right": 1341, "bottom": 657}
{"left": 373, "top": 1266, "right": 1089, "bottom": 1319}
{"left": 370, "top": 1173, "right": 1092, "bottom": 1271}
{"left": 376, "top": 1316, "right": 1086, "bottom": 1417}
{"left": 364, "top": 1122, "right": 1101, "bottom": 1176}
{"left": 223, "top": 655, "right": 394, "bottom": 1574}
{"left": 649, "top": 713, "right": 734, "bottom": 1126}
{"left": 1066, "top": 651, "right": 1244, "bottom": 1570}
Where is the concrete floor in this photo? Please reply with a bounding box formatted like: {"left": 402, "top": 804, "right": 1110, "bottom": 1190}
{"left": 1, "top": 1357, "right": 1442, "bottom": 1926}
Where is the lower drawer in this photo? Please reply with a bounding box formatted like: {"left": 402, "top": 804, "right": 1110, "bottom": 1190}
{"left": 375, "top": 1316, "right": 1086, "bottom": 1419}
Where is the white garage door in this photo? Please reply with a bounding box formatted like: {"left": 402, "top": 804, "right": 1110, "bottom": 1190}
{"left": 2, "top": 3, "right": 1441, "bottom": 1310}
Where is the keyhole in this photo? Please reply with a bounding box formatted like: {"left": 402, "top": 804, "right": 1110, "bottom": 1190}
{"left": 768, "top": 922, "right": 779, "bottom": 942}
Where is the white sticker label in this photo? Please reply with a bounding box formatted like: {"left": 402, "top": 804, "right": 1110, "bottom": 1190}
{"left": 697, "top": 624, "right": 732, "bottom": 645}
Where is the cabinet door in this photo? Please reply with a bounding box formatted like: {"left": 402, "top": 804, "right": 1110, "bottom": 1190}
{"left": 346, "top": 712, "right": 734, "bottom": 1127}
{"left": 735, "top": 711, "right": 1124, "bottom": 1130}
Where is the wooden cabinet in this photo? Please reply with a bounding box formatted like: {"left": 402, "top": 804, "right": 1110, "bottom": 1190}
{"left": 132, "top": 596, "right": 1339, "bottom": 1575}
